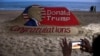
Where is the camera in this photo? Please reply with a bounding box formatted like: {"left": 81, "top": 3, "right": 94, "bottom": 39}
{"left": 71, "top": 41, "right": 82, "bottom": 49}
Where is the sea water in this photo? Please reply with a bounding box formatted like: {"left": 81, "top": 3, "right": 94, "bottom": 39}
{"left": 0, "top": 1, "right": 100, "bottom": 11}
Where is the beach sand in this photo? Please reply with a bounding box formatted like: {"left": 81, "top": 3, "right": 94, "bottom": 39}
{"left": 0, "top": 10, "right": 100, "bottom": 56}
{"left": 0, "top": 10, "right": 23, "bottom": 22}
{"left": 73, "top": 11, "right": 100, "bottom": 25}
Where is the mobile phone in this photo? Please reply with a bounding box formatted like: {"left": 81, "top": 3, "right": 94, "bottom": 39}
{"left": 71, "top": 41, "right": 81, "bottom": 49}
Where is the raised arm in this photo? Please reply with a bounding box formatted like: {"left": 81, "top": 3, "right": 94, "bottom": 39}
{"left": 60, "top": 38, "right": 72, "bottom": 56}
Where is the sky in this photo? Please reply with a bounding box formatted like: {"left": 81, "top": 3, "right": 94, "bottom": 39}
{"left": 1, "top": 0, "right": 100, "bottom": 2}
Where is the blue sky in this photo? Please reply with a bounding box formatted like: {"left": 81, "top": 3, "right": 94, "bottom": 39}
{"left": 1, "top": 0, "right": 100, "bottom": 2}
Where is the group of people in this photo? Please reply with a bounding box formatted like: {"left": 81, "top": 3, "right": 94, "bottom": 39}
{"left": 60, "top": 35, "right": 100, "bottom": 56}
{"left": 90, "top": 6, "right": 96, "bottom": 12}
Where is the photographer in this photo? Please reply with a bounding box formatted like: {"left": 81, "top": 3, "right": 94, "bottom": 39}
{"left": 60, "top": 35, "right": 100, "bottom": 56}
{"left": 60, "top": 38, "right": 72, "bottom": 56}
{"left": 81, "top": 35, "right": 100, "bottom": 56}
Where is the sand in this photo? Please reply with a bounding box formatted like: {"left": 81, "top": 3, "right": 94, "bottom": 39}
{"left": 0, "top": 10, "right": 100, "bottom": 25}
{"left": 0, "top": 10, "right": 23, "bottom": 22}
{"left": 0, "top": 10, "right": 100, "bottom": 56}
{"left": 73, "top": 11, "right": 100, "bottom": 25}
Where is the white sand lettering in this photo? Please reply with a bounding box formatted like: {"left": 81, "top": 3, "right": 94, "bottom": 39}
{"left": 47, "top": 10, "right": 70, "bottom": 15}
{"left": 47, "top": 16, "right": 70, "bottom": 21}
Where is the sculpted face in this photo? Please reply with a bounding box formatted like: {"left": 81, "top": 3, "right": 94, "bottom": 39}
{"left": 28, "top": 6, "right": 43, "bottom": 21}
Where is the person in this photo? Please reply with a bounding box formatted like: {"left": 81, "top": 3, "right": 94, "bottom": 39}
{"left": 60, "top": 35, "right": 100, "bottom": 56}
{"left": 60, "top": 38, "right": 92, "bottom": 56}
{"left": 81, "top": 35, "right": 100, "bottom": 56}
{"left": 92, "top": 35, "right": 100, "bottom": 56}
{"left": 90, "top": 6, "right": 96, "bottom": 12}
{"left": 90, "top": 6, "right": 94, "bottom": 12}
{"left": 60, "top": 38, "right": 72, "bottom": 56}
{"left": 80, "top": 38, "right": 92, "bottom": 53}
